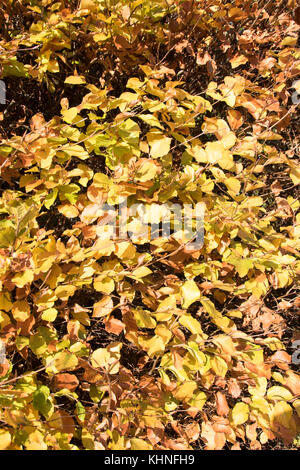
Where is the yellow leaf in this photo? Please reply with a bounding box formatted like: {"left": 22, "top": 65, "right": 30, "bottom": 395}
{"left": 61, "top": 107, "right": 78, "bottom": 124}
{"left": 205, "top": 141, "right": 224, "bottom": 164}
{"left": 135, "top": 159, "right": 158, "bottom": 182}
{"left": 179, "top": 314, "right": 204, "bottom": 336}
{"left": 48, "top": 351, "right": 78, "bottom": 373}
{"left": 218, "top": 152, "right": 234, "bottom": 170}
{"left": 221, "top": 131, "right": 236, "bottom": 149}
{"left": 47, "top": 60, "right": 59, "bottom": 74}
{"left": 248, "top": 377, "right": 267, "bottom": 397}
{"left": 173, "top": 381, "right": 197, "bottom": 402}
{"left": 230, "top": 54, "right": 248, "bottom": 69}
{"left": 65, "top": 75, "right": 86, "bottom": 85}
{"left": 267, "top": 386, "right": 293, "bottom": 402}
{"left": 271, "top": 401, "right": 294, "bottom": 430}
{"left": 25, "top": 430, "right": 47, "bottom": 450}
{"left": 147, "top": 130, "right": 171, "bottom": 158}
{"left": 225, "top": 177, "right": 240, "bottom": 195}
{"left": 0, "top": 311, "right": 10, "bottom": 328}
{"left": 91, "top": 238, "right": 115, "bottom": 257}
{"left": 234, "top": 259, "right": 254, "bottom": 277}
{"left": 91, "top": 348, "right": 110, "bottom": 369}
{"left": 131, "top": 438, "right": 152, "bottom": 450}
{"left": 12, "top": 270, "right": 34, "bottom": 288}
{"left": 231, "top": 402, "right": 249, "bottom": 426}
{"left": 147, "top": 335, "right": 165, "bottom": 357}
{"left": 134, "top": 309, "right": 156, "bottom": 329}
{"left": 93, "top": 296, "right": 113, "bottom": 318}
{"left": 0, "top": 430, "right": 11, "bottom": 450}
{"left": 290, "top": 167, "right": 300, "bottom": 185}
{"left": 131, "top": 266, "right": 152, "bottom": 278}
{"left": 155, "top": 323, "right": 172, "bottom": 344}
{"left": 115, "top": 241, "right": 136, "bottom": 259}
{"left": 181, "top": 280, "right": 201, "bottom": 309}
{"left": 94, "top": 276, "right": 115, "bottom": 294}
{"left": 0, "top": 293, "right": 12, "bottom": 312}
{"left": 211, "top": 356, "right": 228, "bottom": 377}
{"left": 41, "top": 308, "right": 58, "bottom": 322}
{"left": 139, "top": 114, "right": 163, "bottom": 129}
{"left": 280, "top": 36, "right": 297, "bottom": 46}
{"left": 189, "top": 390, "right": 207, "bottom": 411}
{"left": 80, "top": 0, "right": 98, "bottom": 11}
{"left": 60, "top": 144, "right": 89, "bottom": 159}
{"left": 94, "top": 32, "right": 109, "bottom": 42}
{"left": 58, "top": 204, "right": 79, "bottom": 218}
{"left": 139, "top": 335, "right": 165, "bottom": 357}
{"left": 91, "top": 342, "right": 121, "bottom": 374}
{"left": 293, "top": 399, "right": 300, "bottom": 418}
{"left": 12, "top": 300, "right": 31, "bottom": 322}
{"left": 55, "top": 285, "right": 76, "bottom": 300}
{"left": 82, "top": 428, "right": 95, "bottom": 450}
{"left": 251, "top": 396, "right": 270, "bottom": 415}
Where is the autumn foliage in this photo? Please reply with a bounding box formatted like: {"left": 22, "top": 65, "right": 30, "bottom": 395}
{"left": 0, "top": 0, "right": 299, "bottom": 450}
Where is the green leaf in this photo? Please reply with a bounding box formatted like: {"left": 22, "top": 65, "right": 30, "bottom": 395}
{"left": 59, "top": 184, "right": 80, "bottom": 204}
{"left": 76, "top": 401, "right": 86, "bottom": 423}
{"left": 33, "top": 386, "right": 54, "bottom": 418}
{"left": 44, "top": 188, "right": 58, "bottom": 209}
